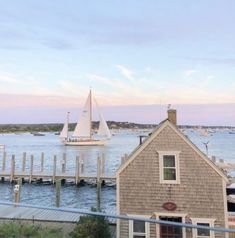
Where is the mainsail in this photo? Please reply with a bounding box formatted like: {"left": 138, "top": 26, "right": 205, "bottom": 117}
{"left": 73, "top": 91, "right": 92, "bottom": 138}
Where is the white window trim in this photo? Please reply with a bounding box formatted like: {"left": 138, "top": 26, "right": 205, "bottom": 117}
{"left": 128, "top": 214, "right": 150, "bottom": 238}
{"left": 158, "top": 151, "right": 181, "bottom": 184}
{"left": 191, "top": 218, "right": 215, "bottom": 238}
{"left": 154, "top": 212, "right": 187, "bottom": 238}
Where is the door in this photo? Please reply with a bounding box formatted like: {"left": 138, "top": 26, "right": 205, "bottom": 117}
{"left": 160, "top": 217, "right": 183, "bottom": 238}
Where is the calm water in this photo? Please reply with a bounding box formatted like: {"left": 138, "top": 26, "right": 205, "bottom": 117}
{"left": 0, "top": 128, "right": 235, "bottom": 213}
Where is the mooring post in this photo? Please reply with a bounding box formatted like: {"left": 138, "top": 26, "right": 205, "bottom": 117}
{"left": 2, "top": 151, "right": 6, "bottom": 171}
{"left": 75, "top": 156, "right": 80, "bottom": 185}
{"left": 53, "top": 155, "right": 57, "bottom": 184}
{"left": 10, "top": 155, "right": 15, "bottom": 183}
{"left": 81, "top": 154, "right": 84, "bottom": 174}
{"left": 101, "top": 153, "right": 105, "bottom": 175}
{"left": 97, "top": 155, "right": 101, "bottom": 211}
{"left": 40, "top": 152, "right": 44, "bottom": 173}
{"left": 124, "top": 153, "right": 128, "bottom": 162}
{"left": 22, "top": 152, "right": 26, "bottom": 173}
{"left": 14, "top": 183, "right": 21, "bottom": 204}
{"left": 29, "top": 155, "right": 34, "bottom": 183}
{"left": 62, "top": 153, "right": 66, "bottom": 173}
{"left": 55, "top": 179, "right": 61, "bottom": 207}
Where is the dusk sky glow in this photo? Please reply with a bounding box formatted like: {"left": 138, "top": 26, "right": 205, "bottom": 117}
{"left": 0, "top": 1, "right": 235, "bottom": 125}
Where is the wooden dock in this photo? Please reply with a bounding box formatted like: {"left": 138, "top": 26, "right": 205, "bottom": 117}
{"left": 0, "top": 152, "right": 117, "bottom": 185}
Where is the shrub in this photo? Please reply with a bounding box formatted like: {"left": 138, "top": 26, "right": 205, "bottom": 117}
{"left": 70, "top": 208, "right": 111, "bottom": 238}
{"left": 0, "top": 221, "right": 63, "bottom": 238}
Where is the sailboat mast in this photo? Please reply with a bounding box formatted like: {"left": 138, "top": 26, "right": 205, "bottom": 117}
{"left": 89, "top": 89, "right": 92, "bottom": 139}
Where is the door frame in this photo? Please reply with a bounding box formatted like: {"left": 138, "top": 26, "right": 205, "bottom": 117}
{"left": 154, "top": 212, "right": 187, "bottom": 238}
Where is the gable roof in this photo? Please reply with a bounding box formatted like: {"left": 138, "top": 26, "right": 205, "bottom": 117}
{"left": 116, "top": 120, "right": 228, "bottom": 181}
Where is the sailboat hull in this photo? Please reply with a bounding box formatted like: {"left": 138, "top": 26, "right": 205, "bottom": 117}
{"left": 62, "top": 139, "right": 106, "bottom": 146}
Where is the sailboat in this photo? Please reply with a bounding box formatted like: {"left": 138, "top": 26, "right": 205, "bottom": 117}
{"left": 59, "top": 90, "right": 111, "bottom": 146}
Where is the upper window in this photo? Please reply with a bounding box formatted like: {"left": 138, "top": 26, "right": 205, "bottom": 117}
{"left": 191, "top": 218, "right": 215, "bottom": 238}
{"left": 158, "top": 151, "right": 180, "bottom": 184}
{"left": 163, "top": 155, "right": 176, "bottom": 180}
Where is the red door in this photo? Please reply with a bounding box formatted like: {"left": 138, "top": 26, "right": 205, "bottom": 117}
{"left": 160, "top": 217, "right": 183, "bottom": 238}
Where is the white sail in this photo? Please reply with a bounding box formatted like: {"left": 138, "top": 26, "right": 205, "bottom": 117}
{"left": 60, "top": 112, "right": 69, "bottom": 139}
{"left": 95, "top": 99, "right": 111, "bottom": 139}
{"left": 98, "top": 112, "right": 111, "bottom": 138}
{"left": 73, "top": 91, "right": 91, "bottom": 138}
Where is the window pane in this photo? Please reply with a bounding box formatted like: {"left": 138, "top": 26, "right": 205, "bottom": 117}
{"left": 163, "top": 155, "right": 175, "bottom": 167}
{"left": 197, "top": 223, "right": 210, "bottom": 236}
{"left": 164, "top": 168, "right": 176, "bottom": 180}
{"left": 133, "top": 221, "right": 145, "bottom": 233}
{"left": 133, "top": 236, "right": 146, "bottom": 238}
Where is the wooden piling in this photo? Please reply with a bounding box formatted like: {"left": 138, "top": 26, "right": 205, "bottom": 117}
{"left": 81, "top": 154, "right": 84, "bottom": 174}
{"left": 17, "top": 178, "right": 22, "bottom": 203}
{"left": 22, "top": 152, "right": 26, "bottom": 172}
{"left": 101, "top": 153, "right": 105, "bottom": 175}
{"left": 53, "top": 155, "right": 57, "bottom": 184}
{"left": 75, "top": 156, "right": 80, "bottom": 185}
{"left": 40, "top": 152, "right": 44, "bottom": 173}
{"left": 29, "top": 155, "right": 34, "bottom": 183}
{"left": 2, "top": 151, "right": 6, "bottom": 171}
{"left": 55, "top": 179, "right": 61, "bottom": 207}
{"left": 10, "top": 155, "right": 15, "bottom": 183}
{"left": 97, "top": 155, "right": 101, "bottom": 211}
{"left": 62, "top": 153, "right": 66, "bottom": 173}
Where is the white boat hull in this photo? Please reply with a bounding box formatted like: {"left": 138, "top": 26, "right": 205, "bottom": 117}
{"left": 62, "top": 139, "right": 106, "bottom": 146}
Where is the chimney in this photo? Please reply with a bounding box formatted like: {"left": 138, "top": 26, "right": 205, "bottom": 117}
{"left": 167, "top": 109, "right": 177, "bottom": 125}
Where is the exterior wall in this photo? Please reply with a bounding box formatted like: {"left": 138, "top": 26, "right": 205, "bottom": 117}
{"left": 118, "top": 125, "right": 226, "bottom": 238}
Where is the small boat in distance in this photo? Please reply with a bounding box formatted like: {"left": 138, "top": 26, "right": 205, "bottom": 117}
{"left": 59, "top": 90, "right": 111, "bottom": 146}
{"left": 32, "top": 132, "right": 45, "bottom": 136}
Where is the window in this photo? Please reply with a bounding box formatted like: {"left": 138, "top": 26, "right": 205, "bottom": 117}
{"left": 163, "top": 155, "right": 176, "bottom": 180}
{"left": 133, "top": 220, "right": 146, "bottom": 237}
{"left": 129, "top": 218, "right": 150, "bottom": 238}
{"left": 197, "top": 223, "right": 210, "bottom": 237}
{"left": 191, "top": 218, "right": 215, "bottom": 238}
{"left": 158, "top": 151, "right": 180, "bottom": 184}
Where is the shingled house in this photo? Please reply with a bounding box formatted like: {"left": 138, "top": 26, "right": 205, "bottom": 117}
{"left": 116, "top": 109, "right": 228, "bottom": 238}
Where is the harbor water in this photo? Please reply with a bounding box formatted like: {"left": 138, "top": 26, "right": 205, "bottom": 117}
{"left": 0, "top": 128, "right": 235, "bottom": 213}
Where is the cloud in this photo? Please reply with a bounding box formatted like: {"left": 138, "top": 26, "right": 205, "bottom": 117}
{"left": 115, "top": 64, "right": 134, "bottom": 81}
{"left": 0, "top": 75, "right": 20, "bottom": 83}
{"left": 188, "top": 57, "right": 235, "bottom": 66}
{"left": 184, "top": 69, "right": 197, "bottom": 77}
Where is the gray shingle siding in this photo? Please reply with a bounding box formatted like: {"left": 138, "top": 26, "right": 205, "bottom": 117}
{"left": 118, "top": 125, "right": 226, "bottom": 238}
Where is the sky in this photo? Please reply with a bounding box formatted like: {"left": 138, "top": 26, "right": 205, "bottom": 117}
{"left": 0, "top": 0, "right": 235, "bottom": 125}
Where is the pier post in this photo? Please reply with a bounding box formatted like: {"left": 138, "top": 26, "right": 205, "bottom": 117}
{"left": 101, "top": 153, "right": 105, "bottom": 175}
{"left": 14, "top": 185, "right": 20, "bottom": 204}
{"left": 55, "top": 179, "right": 61, "bottom": 207}
{"left": 62, "top": 153, "right": 66, "bottom": 173}
{"left": 40, "top": 152, "right": 44, "bottom": 173}
{"left": 124, "top": 153, "right": 128, "bottom": 162}
{"left": 10, "top": 155, "right": 15, "bottom": 183}
{"left": 75, "top": 156, "right": 80, "bottom": 185}
{"left": 2, "top": 151, "right": 6, "bottom": 171}
{"left": 29, "top": 155, "right": 34, "bottom": 183}
{"left": 53, "top": 155, "right": 57, "bottom": 184}
{"left": 97, "top": 155, "right": 101, "bottom": 211}
{"left": 14, "top": 178, "right": 22, "bottom": 204}
{"left": 81, "top": 154, "right": 84, "bottom": 174}
{"left": 22, "top": 152, "right": 26, "bottom": 173}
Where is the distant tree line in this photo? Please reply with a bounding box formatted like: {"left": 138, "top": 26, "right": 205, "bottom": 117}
{"left": 0, "top": 121, "right": 156, "bottom": 133}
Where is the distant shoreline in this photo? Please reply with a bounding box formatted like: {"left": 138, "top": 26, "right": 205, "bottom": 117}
{"left": 0, "top": 121, "right": 234, "bottom": 133}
